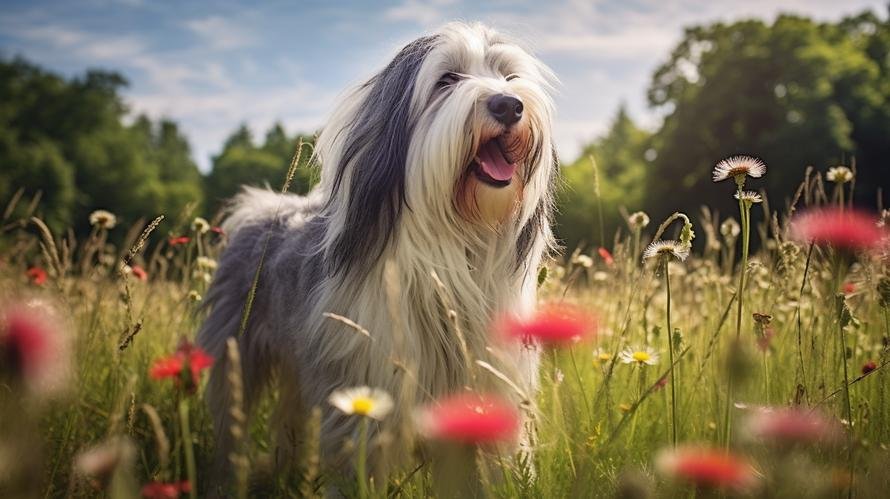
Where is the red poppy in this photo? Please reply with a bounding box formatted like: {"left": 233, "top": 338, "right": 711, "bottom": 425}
{"left": 499, "top": 303, "right": 596, "bottom": 346}
{"left": 656, "top": 446, "right": 757, "bottom": 491}
{"left": 26, "top": 267, "right": 47, "bottom": 286}
{"left": 141, "top": 481, "right": 190, "bottom": 499}
{"left": 149, "top": 340, "right": 213, "bottom": 393}
{"left": 1, "top": 302, "right": 68, "bottom": 395}
{"left": 211, "top": 226, "right": 225, "bottom": 236}
{"left": 744, "top": 407, "right": 843, "bottom": 446}
{"left": 168, "top": 236, "right": 191, "bottom": 247}
{"left": 416, "top": 393, "right": 520, "bottom": 445}
{"left": 598, "top": 247, "right": 614, "bottom": 266}
{"left": 791, "top": 208, "right": 885, "bottom": 251}
{"left": 861, "top": 360, "right": 877, "bottom": 375}
{"left": 842, "top": 282, "right": 855, "bottom": 295}
{"left": 130, "top": 265, "right": 148, "bottom": 282}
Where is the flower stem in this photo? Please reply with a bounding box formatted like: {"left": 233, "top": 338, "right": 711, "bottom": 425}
{"left": 178, "top": 399, "right": 197, "bottom": 499}
{"left": 664, "top": 258, "right": 677, "bottom": 447}
{"left": 357, "top": 416, "right": 369, "bottom": 499}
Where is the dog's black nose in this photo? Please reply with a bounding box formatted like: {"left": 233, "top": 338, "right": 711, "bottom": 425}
{"left": 487, "top": 94, "right": 523, "bottom": 126}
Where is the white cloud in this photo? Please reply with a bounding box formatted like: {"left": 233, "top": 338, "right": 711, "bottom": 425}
{"left": 184, "top": 15, "right": 255, "bottom": 50}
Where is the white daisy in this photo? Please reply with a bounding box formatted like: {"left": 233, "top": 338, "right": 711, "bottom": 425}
{"left": 825, "top": 166, "right": 853, "bottom": 184}
{"left": 712, "top": 156, "right": 767, "bottom": 183}
{"left": 328, "top": 386, "right": 394, "bottom": 420}
{"left": 628, "top": 211, "right": 650, "bottom": 230}
{"left": 642, "top": 240, "right": 690, "bottom": 262}
{"left": 191, "top": 217, "right": 211, "bottom": 234}
{"left": 619, "top": 346, "right": 660, "bottom": 366}
{"left": 571, "top": 254, "right": 594, "bottom": 268}
{"left": 733, "top": 190, "right": 763, "bottom": 204}
{"left": 89, "top": 210, "right": 117, "bottom": 230}
{"left": 196, "top": 256, "right": 218, "bottom": 271}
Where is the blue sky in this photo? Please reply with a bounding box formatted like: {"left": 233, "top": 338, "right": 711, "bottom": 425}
{"left": 1, "top": 0, "right": 885, "bottom": 171}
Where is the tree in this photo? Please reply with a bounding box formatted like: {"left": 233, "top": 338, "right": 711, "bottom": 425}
{"left": 556, "top": 105, "right": 652, "bottom": 251}
{"left": 204, "top": 123, "right": 316, "bottom": 215}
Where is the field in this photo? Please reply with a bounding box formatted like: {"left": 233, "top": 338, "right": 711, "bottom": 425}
{"left": 0, "top": 166, "right": 888, "bottom": 498}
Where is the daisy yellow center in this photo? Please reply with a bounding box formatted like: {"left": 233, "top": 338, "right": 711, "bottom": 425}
{"left": 632, "top": 351, "right": 650, "bottom": 363}
{"left": 351, "top": 397, "right": 374, "bottom": 415}
{"left": 598, "top": 353, "right": 611, "bottom": 361}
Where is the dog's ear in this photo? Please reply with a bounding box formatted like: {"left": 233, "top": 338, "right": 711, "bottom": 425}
{"left": 325, "top": 35, "right": 438, "bottom": 277}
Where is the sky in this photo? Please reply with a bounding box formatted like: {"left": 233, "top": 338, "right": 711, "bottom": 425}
{"left": 1, "top": 0, "right": 886, "bottom": 172}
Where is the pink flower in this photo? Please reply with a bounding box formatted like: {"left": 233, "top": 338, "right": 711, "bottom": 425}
{"left": 0, "top": 301, "right": 69, "bottom": 395}
{"left": 791, "top": 208, "right": 885, "bottom": 251}
{"left": 149, "top": 340, "right": 213, "bottom": 393}
{"left": 598, "top": 247, "right": 614, "bottom": 266}
{"left": 861, "top": 360, "right": 877, "bottom": 375}
{"left": 141, "top": 481, "right": 190, "bottom": 498}
{"left": 842, "top": 282, "right": 855, "bottom": 295}
{"left": 416, "top": 393, "right": 520, "bottom": 445}
{"left": 499, "top": 303, "right": 597, "bottom": 346}
{"left": 744, "top": 407, "right": 843, "bottom": 446}
{"left": 131, "top": 265, "right": 148, "bottom": 282}
{"left": 656, "top": 446, "right": 758, "bottom": 491}
{"left": 168, "top": 236, "right": 191, "bottom": 247}
{"left": 26, "top": 267, "right": 47, "bottom": 286}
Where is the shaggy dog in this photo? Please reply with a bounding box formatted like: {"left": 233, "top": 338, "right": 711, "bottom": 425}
{"left": 198, "top": 21, "right": 558, "bottom": 481}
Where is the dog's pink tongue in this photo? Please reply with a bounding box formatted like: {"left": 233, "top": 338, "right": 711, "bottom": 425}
{"left": 476, "top": 140, "right": 516, "bottom": 181}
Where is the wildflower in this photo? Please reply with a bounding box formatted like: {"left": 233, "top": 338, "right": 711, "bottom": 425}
{"left": 0, "top": 301, "right": 69, "bottom": 396}
{"left": 415, "top": 392, "right": 519, "bottom": 445}
{"left": 141, "top": 481, "right": 190, "bottom": 499}
{"left": 791, "top": 208, "right": 885, "bottom": 251}
{"left": 196, "top": 256, "right": 217, "bottom": 271}
{"left": 598, "top": 247, "right": 614, "bottom": 266}
{"left": 712, "top": 155, "right": 767, "bottom": 185}
{"left": 628, "top": 211, "right": 650, "bottom": 230}
{"left": 211, "top": 226, "right": 225, "bottom": 236}
{"left": 149, "top": 340, "right": 213, "bottom": 393}
{"left": 187, "top": 290, "right": 202, "bottom": 302}
{"left": 619, "top": 346, "right": 660, "bottom": 366}
{"left": 168, "top": 236, "right": 190, "bottom": 247}
{"left": 571, "top": 254, "right": 593, "bottom": 268}
{"left": 826, "top": 166, "right": 853, "bottom": 184}
{"left": 656, "top": 446, "right": 758, "bottom": 491}
{"left": 861, "top": 360, "right": 877, "bottom": 375}
{"left": 89, "top": 209, "right": 117, "bottom": 230}
{"left": 593, "top": 348, "right": 611, "bottom": 363}
{"left": 733, "top": 190, "right": 762, "bottom": 205}
{"left": 642, "top": 240, "right": 690, "bottom": 262}
{"left": 842, "top": 282, "right": 855, "bottom": 295}
{"left": 500, "top": 303, "right": 597, "bottom": 345}
{"left": 743, "top": 407, "right": 843, "bottom": 447}
{"left": 191, "top": 217, "right": 210, "bottom": 234}
{"left": 720, "top": 218, "right": 740, "bottom": 239}
{"left": 328, "top": 386, "right": 393, "bottom": 420}
{"left": 592, "top": 271, "right": 608, "bottom": 282}
{"left": 26, "top": 266, "right": 47, "bottom": 286}
{"left": 130, "top": 265, "right": 148, "bottom": 282}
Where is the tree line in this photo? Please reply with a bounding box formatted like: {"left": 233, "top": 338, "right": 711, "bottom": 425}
{"left": 1, "top": 8, "right": 888, "bottom": 247}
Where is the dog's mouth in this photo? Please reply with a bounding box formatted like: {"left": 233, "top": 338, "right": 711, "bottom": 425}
{"left": 469, "top": 135, "right": 521, "bottom": 188}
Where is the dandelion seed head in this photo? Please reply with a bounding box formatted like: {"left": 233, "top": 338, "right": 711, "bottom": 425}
{"left": 712, "top": 155, "right": 767, "bottom": 183}
{"left": 642, "top": 240, "right": 690, "bottom": 262}
{"left": 89, "top": 210, "right": 117, "bottom": 229}
{"left": 720, "top": 218, "right": 740, "bottom": 238}
{"left": 628, "top": 211, "right": 650, "bottom": 230}
{"left": 734, "top": 190, "right": 763, "bottom": 204}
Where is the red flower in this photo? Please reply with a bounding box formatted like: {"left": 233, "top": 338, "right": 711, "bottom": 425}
{"left": 168, "top": 236, "right": 191, "bottom": 247}
{"left": 791, "top": 208, "right": 886, "bottom": 251}
{"left": 211, "top": 226, "right": 225, "bottom": 236}
{"left": 744, "top": 407, "right": 843, "bottom": 446}
{"left": 26, "top": 267, "right": 47, "bottom": 286}
{"left": 598, "top": 247, "right": 614, "bottom": 266}
{"left": 141, "top": 481, "right": 190, "bottom": 498}
{"left": 131, "top": 265, "right": 148, "bottom": 282}
{"left": 862, "top": 360, "right": 877, "bottom": 375}
{"left": 656, "top": 446, "right": 757, "bottom": 491}
{"left": 500, "top": 303, "right": 596, "bottom": 346}
{"left": 842, "top": 282, "right": 855, "bottom": 295}
{"left": 149, "top": 340, "right": 213, "bottom": 393}
{"left": 416, "top": 393, "right": 520, "bottom": 445}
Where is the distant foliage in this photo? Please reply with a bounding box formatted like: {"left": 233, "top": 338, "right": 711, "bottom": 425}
{"left": 0, "top": 58, "right": 204, "bottom": 232}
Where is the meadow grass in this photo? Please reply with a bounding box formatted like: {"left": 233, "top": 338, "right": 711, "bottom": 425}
{"left": 0, "top": 172, "right": 888, "bottom": 498}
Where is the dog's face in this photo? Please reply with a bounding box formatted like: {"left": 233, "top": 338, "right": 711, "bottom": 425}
{"left": 316, "top": 23, "right": 557, "bottom": 275}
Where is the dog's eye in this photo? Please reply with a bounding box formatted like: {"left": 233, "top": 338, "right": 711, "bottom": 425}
{"left": 506, "top": 74, "right": 520, "bottom": 81}
{"left": 436, "top": 72, "right": 462, "bottom": 89}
